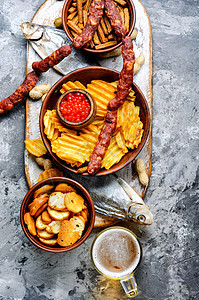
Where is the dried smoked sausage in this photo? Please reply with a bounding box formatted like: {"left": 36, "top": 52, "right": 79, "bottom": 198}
{"left": 87, "top": 111, "right": 116, "bottom": 174}
{"left": 32, "top": 45, "right": 72, "bottom": 73}
{"left": 104, "top": 0, "right": 127, "bottom": 38}
{"left": 0, "top": 71, "right": 39, "bottom": 114}
{"left": 73, "top": 0, "right": 104, "bottom": 49}
{"left": 107, "top": 36, "right": 135, "bottom": 111}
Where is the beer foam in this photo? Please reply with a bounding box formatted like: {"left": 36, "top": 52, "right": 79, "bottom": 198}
{"left": 91, "top": 228, "right": 141, "bottom": 279}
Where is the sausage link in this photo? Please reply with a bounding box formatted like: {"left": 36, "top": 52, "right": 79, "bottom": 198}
{"left": 0, "top": 71, "right": 39, "bottom": 114}
{"left": 73, "top": 0, "right": 104, "bottom": 49}
{"left": 107, "top": 36, "right": 135, "bottom": 111}
{"left": 32, "top": 45, "right": 72, "bottom": 73}
{"left": 87, "top": 111, "right": 116, "bottom": 174}
{"left": 104, "top": 0, "right": 127, "bottom": 38}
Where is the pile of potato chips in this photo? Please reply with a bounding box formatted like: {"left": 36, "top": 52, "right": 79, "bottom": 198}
{"left": 43, "top": 80, "right": 144, "bottom": 170}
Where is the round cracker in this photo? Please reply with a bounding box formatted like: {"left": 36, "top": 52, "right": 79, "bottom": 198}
{"left": 39, "top": 237, "right": 57, "bottom": 246}
{"left": 47, "top": 206, "right": 70, "bottom": 221}
{"left": 48, "top": 192, "right": 67, "bottom": 211}
{"left": 64, "top": 192, "right": 85, "bottom": 213}
{"left": 57, "top": 220, "right": 79, "bottom": 247}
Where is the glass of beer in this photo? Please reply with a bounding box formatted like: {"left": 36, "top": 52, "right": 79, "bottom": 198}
{"left": 91, "top": 226, "right": 142, "bottom": 298}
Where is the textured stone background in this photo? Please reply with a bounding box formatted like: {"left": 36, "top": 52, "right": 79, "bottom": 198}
{"left": 0, "top": 0, "right": 198, "bottom": 299}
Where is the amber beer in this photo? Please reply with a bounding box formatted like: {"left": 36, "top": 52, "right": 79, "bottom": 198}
{"left": 91, "top": 227, "right": 142, "bottom": 298}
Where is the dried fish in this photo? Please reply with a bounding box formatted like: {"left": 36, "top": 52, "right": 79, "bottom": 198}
{"left": 21, "top": 22, "right": 96, "bottom": 74}
{"left": 67, "top": 173, "right": 153, "bottom": 225}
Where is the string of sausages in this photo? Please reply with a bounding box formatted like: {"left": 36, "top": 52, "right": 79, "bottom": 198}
{"left": 0, "top": 0, "right": 135, "bottom": 176}
{"left": 104, "top": 0, "right": 127, "bottom": 38}
{"left": 0, "top": 45, "right": 72, "bottom": 114}
{"left": 0, "top": 71, "right": 39, "bottom": 114}
{"left": 0, "top": 0, "right": 128, "bottom": 115}
{"left": 87, "top": 36, "right": 134, "bottom": 174}
{"left": 87, "top": 111, "right": 116, "bottom": 174}
{"left": 107, "top": 36, "right": 135, "bottom": 111}
{"left": 73, "top": 0, "right": 105, "bottom": 49}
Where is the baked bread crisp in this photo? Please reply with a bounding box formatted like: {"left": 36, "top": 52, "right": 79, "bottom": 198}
{"left": 28, "top": 193, "right": 49, "bottom": 216}
{"left": 34, "top": 203, "right": 48, "bottom": 218}
{"left": 47, "top": 206, "right": 70, "bottom": 221}
{"left": 41, "top": 210, "right": 52, "bottom": 224}
{"left": 46, "top": 220, "right": 61, "bottom": 234}
{"left": 55, "top": 183, "right": 76, "bottom": 193}
{"left": 24, "top": 212, "right": 37, "bottom": 236}
{"left": 57, "top": 220, "right": 79, "bottom": 247}
{"left": 33, "top": 185, "right": 54, "bottom": 198}
{"left": 36, "top": 215, "right": 48, "bottom": 230}
{"left": 70, "top": 216, "right": 85, "bottom": 238}
{"left": 48, "top": 192, "right": 67, "bottom": 211}
{"left": 24, "top": 182, "right": 90, "bottom": 248}
{"left": 39, "top": 237, "right": 57, "bottom": 246}
{"left": 37, "top": 229, "right": 55, "bottom": 239}
{"left": 64, "top": 192, "right": 85, "bottom": 213}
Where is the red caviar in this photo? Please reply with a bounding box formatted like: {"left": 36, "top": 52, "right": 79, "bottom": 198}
{"left": 60, "top": 92, "right": 91, "bottom": 123}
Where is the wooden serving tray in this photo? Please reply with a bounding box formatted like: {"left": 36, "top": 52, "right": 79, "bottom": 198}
{"left": 25, "top": 0, "right": 152, "bottom": 227}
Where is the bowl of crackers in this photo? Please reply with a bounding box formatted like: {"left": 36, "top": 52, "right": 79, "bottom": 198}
{"left": 40, "top": 66, "right": 150, "bottom": 176}
{"left": 20, "top": 177, "right": 95, "bottom": 252}
{"left": 62, "top": 0, "right": 136, "bottom": 53}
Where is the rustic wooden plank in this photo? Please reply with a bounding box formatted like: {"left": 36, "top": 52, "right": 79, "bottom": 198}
{"left": 25, "top": 0, "right": 152, "bottom": 228}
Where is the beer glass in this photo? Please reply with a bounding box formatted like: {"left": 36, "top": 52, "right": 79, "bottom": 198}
{"left": 91, "top": 226, "right": 142, "bottom": 298}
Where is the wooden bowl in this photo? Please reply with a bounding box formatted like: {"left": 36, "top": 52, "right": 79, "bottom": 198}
{"left": 56, "top": 88, "right": 97, "bottom": 130}
{"left": 20, "top": 177, "right": 95, "bottom": 253}
{"left": 62, "top": 0, "right": 136, "bottom": 54}
{"left": 40, "top": 66, "right": 151, "bottom": 176}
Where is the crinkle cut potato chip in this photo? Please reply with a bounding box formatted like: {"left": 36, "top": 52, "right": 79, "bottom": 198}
{"left": 44, "top": 110, "right": 77, "bottom": 141}
{"left": 51, "top": 133, "right": 91, "bottom": 166}
{"left": 87, "top": 80, "right": 116, "bottom": 117}
{"left": 43, "top": 80, "right": 144, "bottom": 171}
{"left": 60, "top": 80, "right": 86, "bottom": 94}
{"left": 51, "top": 123, "right": 101, "bottom": 167}
{"left": 101, "top": 135, "right": 127, "bottom": 170}
{"left": 25, "top": 137, "right": 47, "bottom": 157}
{"left": 117, "top": 101, "right": 144, "bottom": 149}
{"left": 115, "top": 131, "right": 128, "bottom": 153}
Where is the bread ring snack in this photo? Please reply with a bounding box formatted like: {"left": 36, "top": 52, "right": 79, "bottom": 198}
{"left": 37, "top": 229, "right": 55, "bottom": 240}
{"left": 34, "top": 203, "right": 48, "bottom": 218}
{"left": 77, "top": 208, "right": 89, "bottom": 222}
{"left": 38, "top": 237, "right": 57, "bottom": 246}
{"left": 70, "top": 216, "right": 85, "bottom": 238}
{"left": 46, "top": 221, "right": 61, "bottom": 234}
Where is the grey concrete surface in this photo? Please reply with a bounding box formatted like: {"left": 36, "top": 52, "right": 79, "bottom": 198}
{"left": 0, "top": 0, "right": 198, "bottom": 299}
